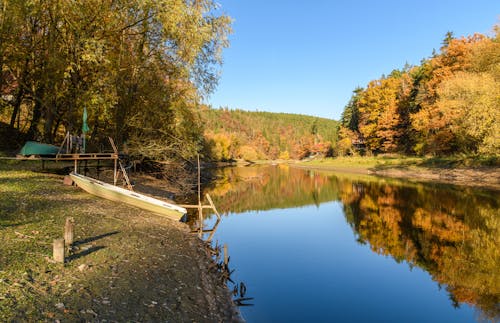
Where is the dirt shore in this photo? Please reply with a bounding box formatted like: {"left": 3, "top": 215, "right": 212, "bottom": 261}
{"left": 0, "top": 165, "right": 242, "bottom": 322}
{"left": 292, "top": 163, "right": 500, "bottom": 191}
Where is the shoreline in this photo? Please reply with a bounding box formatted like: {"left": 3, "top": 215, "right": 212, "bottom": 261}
{"left": 0, "top": 162, "right": 242, "bottom": 322}
{"left": 291, "top": 163, "right": 500, "bottom": 191}
{"left": 214, "top": 156, "right": 500, "bottom": 191}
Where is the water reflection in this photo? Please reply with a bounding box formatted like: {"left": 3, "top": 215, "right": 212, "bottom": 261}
{"left": 339, "top": 178, "right": 499, "bottom": 321}
{"left": 202, "top": 165, "right": 499, "bottom": 322}
{"left": 205, "top": 164, "right": 341, "bottom": 213}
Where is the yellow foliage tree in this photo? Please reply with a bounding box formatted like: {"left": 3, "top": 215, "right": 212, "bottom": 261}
{"left": 435, "top": 72, "right": 499, "bottom": 155}
{"left": 358, "top": 75, "right": 402, "bottom": 153}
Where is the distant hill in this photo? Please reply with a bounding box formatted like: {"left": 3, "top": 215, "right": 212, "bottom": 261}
{"left": 200, "top": 107, "right": 339, "bottom": 160}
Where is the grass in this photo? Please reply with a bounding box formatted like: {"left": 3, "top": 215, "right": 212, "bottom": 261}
{"left": 299, "top": 155, "right": 499, "bottom": 169}
{"left": 0, "top": 160, "right": 234, "bottom": 321}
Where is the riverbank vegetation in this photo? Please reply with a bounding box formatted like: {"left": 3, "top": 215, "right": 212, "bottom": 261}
{"left": 300, "top": 155, "right": 499, "bottom": 169}
{"left": 337, "top": 25, "right": 499, "bottom": 158}
{"left": 0, "top": 0, "right": 231, "bottom": 162}
{"left": 297, "top": 155, "right": 499, "bottom": 190}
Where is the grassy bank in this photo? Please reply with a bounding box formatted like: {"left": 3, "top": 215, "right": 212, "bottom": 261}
{"left": 0, "top": 160, "right": 238, "bottom": 321}
{"left": 296, "top": 156, "right": 500, "bottom": 190}
{"left": 300, "top": 155, "right": 499, "bottom": 169}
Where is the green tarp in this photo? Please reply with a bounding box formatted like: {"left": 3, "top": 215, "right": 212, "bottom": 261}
{"left": 19, "top": 141, "right": 59, "bottom": 156}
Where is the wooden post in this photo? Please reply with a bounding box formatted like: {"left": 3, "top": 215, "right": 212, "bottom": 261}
{"left": 198, "top": 205, "right": 203, "bottom": 238}
{"left": 74, "top": 159, "right": 77, "bottom": 173}
{"left": 197, "top": 154, "right": 201, "bottom": 204}
{"left": 223, "top": 244, "right": 228, "bottom": 266}
{"left": 53, "top": 238, "right": 65, "bottom": 263}
{"left": 113, "top": 158, "right": 117, "bottom": 185}
{"left": 64, "top": 218, "right": 74, "bottom": 247}
{"left": 118, "top": 160, "right": 133, "bottom": 190}
{"left": 206, "top": 194, "right": 221, "bottom": 221}
{"left": 197, "top": 154, "right": 203, "bottom": 237}
{"left": 109, "top": 137, "right": 119, "bottom": 186}
{"left": 206, "top": 218, "right": 220, "bottom": 243}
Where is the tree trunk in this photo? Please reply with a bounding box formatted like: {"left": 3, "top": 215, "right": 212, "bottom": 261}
{"left": 51, "top": 115, "right": 61, "bottom": 142}
{"left": 43, "top": 103, "right": 55, "bottom": 143}
{"left": 9, "top": 87, "right": 24, "bottom": 128}
{"left": 27, "top": 86, "right": 44, "bottom": 140}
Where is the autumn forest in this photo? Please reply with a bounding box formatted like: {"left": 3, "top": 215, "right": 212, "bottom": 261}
{"left": 338, "top": 28, "right": 499, "bottom": 157}
{"left": 0, "top": 0, "right": 498, "bottom": 162}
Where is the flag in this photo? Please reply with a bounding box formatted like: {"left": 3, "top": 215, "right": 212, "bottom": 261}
{"left": 82, "top": 107, "right": 90, "bottom": 133}
{"left": 82, "top": 107, "right": 90, "bottom": 153}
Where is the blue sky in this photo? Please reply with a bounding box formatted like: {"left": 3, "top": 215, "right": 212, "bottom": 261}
{"left": 207, "top": 1, "right": 499, "bottom": 120}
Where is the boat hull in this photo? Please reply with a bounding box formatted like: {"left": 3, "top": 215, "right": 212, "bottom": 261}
{"left": 70, "top": 172, "right": 186, "bottom": 221}
{"left": 20, "top": 141, "right": 60, "bottom": 156}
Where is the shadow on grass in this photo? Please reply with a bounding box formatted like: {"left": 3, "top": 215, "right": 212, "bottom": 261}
{"left": 67, "top": 245, "right": 106, "bottom": 262}
{"left": 73, "top": 231, "right": 120, "bottom": 246}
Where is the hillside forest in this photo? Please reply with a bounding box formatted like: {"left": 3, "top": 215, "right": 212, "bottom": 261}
{"left": 338, "top": 26, "right": 500, "bottom": 157}
{"left": 201, "top": 107, "right": 338, "bottom": 160}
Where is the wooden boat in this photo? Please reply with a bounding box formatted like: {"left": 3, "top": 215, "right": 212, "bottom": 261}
{"left": 69, "top": 172, "right": 187, "bottom": 221}
{"left": 19, "top": 141, "right": 60, "bottom": 156}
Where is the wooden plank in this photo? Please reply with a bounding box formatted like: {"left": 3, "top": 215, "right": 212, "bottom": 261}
{"left": 178, "top": 204, "right": 214, "bottom": 209}
{"left": 206, "top": 194, "right": 222, "bottom": 220}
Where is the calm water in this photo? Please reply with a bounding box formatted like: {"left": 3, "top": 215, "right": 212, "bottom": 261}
{"left": 194, "top": 165, "right": 499, "bottom": 323}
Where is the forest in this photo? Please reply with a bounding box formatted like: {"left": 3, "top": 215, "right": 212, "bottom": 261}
{"left": 0, "top": 0, "right": 231, "bottom": 161}
{"left": 1, "top": 2, "right": 498, "bottom": 162}
{"left": 338, "top": 26, "right": 499, "bottom": 157}
{"left": 201, "top": 107, "right": 338, "bottom": 161}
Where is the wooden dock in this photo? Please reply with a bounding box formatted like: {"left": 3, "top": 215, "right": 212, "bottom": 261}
{"left": 15, "top": 152, "right": 118, "bottom": 161}
{"left": 12, "top": 137, "right": 130, "bottom": 187}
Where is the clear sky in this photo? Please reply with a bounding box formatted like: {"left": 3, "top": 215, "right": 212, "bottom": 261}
{"left": 207, "top": 0, "right": 499, "bottom": 120}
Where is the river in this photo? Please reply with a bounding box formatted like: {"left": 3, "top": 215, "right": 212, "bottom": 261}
{"left": 193, "top": 164, "right": 499, "bottom": 323}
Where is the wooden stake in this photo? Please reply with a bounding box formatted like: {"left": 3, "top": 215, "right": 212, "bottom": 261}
{"left": 108, "top": 137, "right": 128, "bottom": 187}
{"left": 197, "top": 154, "right": 201, "bottom": 204}
{"left": 223, "top": 244, "right": 229, "bottom": 266}
{"left": 113, "top": 158, "right": 118, "bottom": 185}
{"left": 53, "top": 239, "right": 65, "bottom": 263}
{"left": 197, "top": 154, "right": 203, "bottom": 237}
{"left": 206, "top": 194, "right": 221, "bottom": 221}
{"left": 64, "top": 218, "right": 74, "bottom": 246}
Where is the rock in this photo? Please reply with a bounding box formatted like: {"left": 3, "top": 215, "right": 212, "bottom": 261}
{"left": 78, "top": 264, "right": 88, "bottom": 272}
{"left": 63, "top": 176, "right": 74, "bottom": 186}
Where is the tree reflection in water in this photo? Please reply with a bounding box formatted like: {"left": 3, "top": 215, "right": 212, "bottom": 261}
{"left": 202, "top": 165, "right": 499, "bottom": 321}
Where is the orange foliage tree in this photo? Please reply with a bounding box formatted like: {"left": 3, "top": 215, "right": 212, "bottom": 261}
{"left": 339, "top": 25, "right": 500, "bottom": 156}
